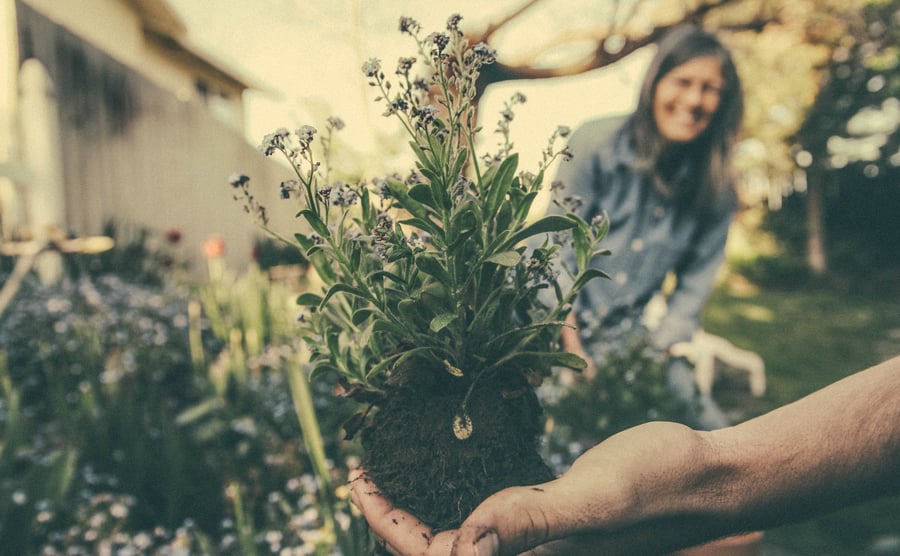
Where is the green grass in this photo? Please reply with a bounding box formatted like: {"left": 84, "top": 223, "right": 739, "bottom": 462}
{"left": 702, "top": 276, "right": 900, "bottom": 555}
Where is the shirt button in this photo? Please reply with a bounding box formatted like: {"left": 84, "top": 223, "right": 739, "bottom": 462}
{"left": 614, "top": 271, "right": 628, "bottom": 285}
{"left": 630, "top": 238, "right": 645, "bottom": 252}
{"left": 653, "top": 206, "right": 666, "bottom": 220}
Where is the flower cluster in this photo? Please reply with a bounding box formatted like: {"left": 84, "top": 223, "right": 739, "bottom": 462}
{"left": 231, "top": 14, "right": 609, "bottom": 438}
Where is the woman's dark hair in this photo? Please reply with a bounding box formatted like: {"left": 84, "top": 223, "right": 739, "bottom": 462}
{"left": 627, "top": 24, "right": 744, "bottom": 212}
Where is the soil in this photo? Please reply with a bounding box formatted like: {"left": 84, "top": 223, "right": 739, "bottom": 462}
{"left": 360, "top": 369, "right": 554, "bottom": 534}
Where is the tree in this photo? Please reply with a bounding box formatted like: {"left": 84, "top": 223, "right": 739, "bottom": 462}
{"left": 788, "top": 0, "right": 900, "bottom": 274}
{"left": 459, "top": 0, "right": 897, "bottom": 276}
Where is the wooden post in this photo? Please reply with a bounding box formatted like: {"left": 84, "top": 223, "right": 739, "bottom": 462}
{"left": 18, "top": 58, "right": 66, "bottom": 284}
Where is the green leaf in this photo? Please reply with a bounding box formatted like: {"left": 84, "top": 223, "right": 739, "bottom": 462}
{"left": 450, "top": 148, "right": 469, "bottom": 180}
{"left": 321, "top": 283, "right": 369, "bottom": 307}
{"left": 369, "top": 270, "right": 406, "bottom": 285}
{"left": 572, "top": 223, "right": 590, "bottom": 272}
{"left": 502, "top": 215, "right": 576, "bottom": 250}
{"left": 485, "top": 154, "right": 518, "bottom": 217}
{"left": 294, "top": 236, "right": 336, "bottom": 283}
{"left": 296, "top": 293, "right": 323, "bottom": 306}
{"left": 501, "top": 350, "right": 588, "bottom": 370}
{"left": 408, "top": 183, "right": 437, "bottom": 208}
{"left": 430, "top": 312, "right": 457, "bottom": 332}
{"left": 415, "top": 254, "right": 451, "bottom": 284}
{"left": 372, "top": 319, "right": 409, "bottom": 338}
{"left": 396, "top": 299, "right": 424, "bottom": 326}
{"left": 512, "top": 190, "right": 539, "bottom": 222}
{"left": 360, "top": 185, "right": 372, "bottom": 224}
{"left": 571, "top": 268, "right": 610, "bottom": 292}
{"left": 484, "top": 250, "right": 522, "bottom": 266}
{"left": 398, "top": 217, "right": 444, "bottom": 241}
{"left": 352, "top": 308, "right": 373, "bottom": 326}
{"left": 410, "top": 140, "right": 439, "bottom": 175}
{"left": 446, "top": 202, "right": 482, "bottom": 251}
{"left": 349, "top": 242, "right": 361, "bottom": 271}
{"left": 386, "top": 178, "right": 438, "bottom": 224}
{"left": 298, "top": 209, "right": 330, "bottom": 238}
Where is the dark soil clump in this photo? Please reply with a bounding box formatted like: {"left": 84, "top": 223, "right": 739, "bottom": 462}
{"left": 360, "top": 372, "right": 554, "bottom": 533}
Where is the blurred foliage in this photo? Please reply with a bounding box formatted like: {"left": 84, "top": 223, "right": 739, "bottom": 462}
{"left": 0, "top": 247, "right": 366, "bottom": 554}
{"left": 252, "top": 236, "right": 308, "bottom": 271}
{"left": 60, "top": 221, "right": 190, "bottom": 286}
{"left": 761, "top": 0, "right": 900, "bottom": 274}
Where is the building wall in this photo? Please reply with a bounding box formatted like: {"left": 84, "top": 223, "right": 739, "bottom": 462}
{"left": 13, "top": 1, "right": 299, "bottom": 275}
{"left": 18, "top": 0, "right": 245, "bottom": 129}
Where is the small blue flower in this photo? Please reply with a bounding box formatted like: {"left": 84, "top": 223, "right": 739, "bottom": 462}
{"left": 296, "top": 125, "right": 317, "bottom": 144}
{"left": 399, "top": 16, "right": 420, "bottom": 35}
{"left": 362, "top": 58, "right": 382, "bottom": 78}
{"left": 228, "top": 173, "right": 250, "bottom": 188}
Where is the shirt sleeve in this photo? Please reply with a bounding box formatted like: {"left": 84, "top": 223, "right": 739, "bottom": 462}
{"left": 553, "top": 117, "right": 623, "bottom": 221}
{"left": 654, "top": 196, "right": 736, "bottom": 348}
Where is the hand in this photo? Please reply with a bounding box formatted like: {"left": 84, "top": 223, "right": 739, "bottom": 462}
{"left": 348, "top": 468, "right": 456, "bottom": 555}
{"left": 350, "top": 422, "right": 709, "bottom": 555}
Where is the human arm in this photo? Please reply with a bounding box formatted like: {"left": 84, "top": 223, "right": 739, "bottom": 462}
{"left": 450, "top": 354, "right": 900, "bottom": 555}
{"left": 653, "top": 200, "right": 734, "bottom": 348}
{"left": 350, "top": 356, "right": 900, "bottom": 555}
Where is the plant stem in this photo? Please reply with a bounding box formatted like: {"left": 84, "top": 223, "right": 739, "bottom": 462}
{"left": 286, "top": 347, "right": 357, "bottom": 556}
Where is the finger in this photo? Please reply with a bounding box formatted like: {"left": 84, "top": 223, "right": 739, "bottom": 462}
{"left": 349, "top": 470, "right": 436, "bottom": 555}
{"left": 451, "top": 487, "right": 552, "bottom": 556}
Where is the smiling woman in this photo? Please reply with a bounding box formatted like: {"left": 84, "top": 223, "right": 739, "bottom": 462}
{"left": 555, "top": 23, "right": 745, "bottom": 424}
{"left": 652, "top": 55, "right": 724, "bottom": 143}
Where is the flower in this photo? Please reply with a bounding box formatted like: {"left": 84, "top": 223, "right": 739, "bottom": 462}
{"left": 228, "top": 173, "right": 249, "bottom": 188}
{"left": 446, "top": 14, "right": 462, "bottom": 32}
{"left": 470, "top": 42, "right": 497, "bottom": 65}
{"left": 396, "top": 57, "right": 417, "bottom": 76}
{"left": 229, "top": 16, "right": 608, "bottom": 431}
{"left": 164, "top": 229, "right": 182, "bottom": 245}
{"left": 296, "top": 125, "right": 317, "bottom": 144}
{"left": 362, "top": 58, "right": 382, "bottom": 78}
{"left": 202, "top": 235, "right": 226, "bottom": 259}
{"left": 326, "top": 116, "right": 345, "bottom": 131}
{"left": 398, "top": 16, "right": 420, "bottom": 35}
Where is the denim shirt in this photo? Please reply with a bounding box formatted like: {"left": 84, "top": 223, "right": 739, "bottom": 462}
{"left": 554, "top": 116, "right": 736, "bottom": 348}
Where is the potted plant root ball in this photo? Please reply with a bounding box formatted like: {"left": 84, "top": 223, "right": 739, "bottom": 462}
{"left": 232, "top": 13, "right": 609, "bottom": 543}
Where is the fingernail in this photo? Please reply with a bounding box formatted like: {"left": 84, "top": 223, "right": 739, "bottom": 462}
{"left": 474, "top": 531, "right": 499, "bottom": 556}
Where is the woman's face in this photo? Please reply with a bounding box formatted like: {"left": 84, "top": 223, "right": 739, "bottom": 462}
{"left": 653, "top": 55, "right": 724, "bottom": 143}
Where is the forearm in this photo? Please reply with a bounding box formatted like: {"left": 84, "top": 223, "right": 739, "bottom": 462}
{"left": 704, "top": 356, "right": 900, "bottom": 529}
{"left": 543, "top": 356, "right": 900, "bottom": 554}
{"left": 395, "top": 357, "right": 900, "bottom": 556}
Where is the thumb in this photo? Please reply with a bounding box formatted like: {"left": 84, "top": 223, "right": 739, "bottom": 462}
{"left": 451, "top": 483, "right": 561, "bottom": 556}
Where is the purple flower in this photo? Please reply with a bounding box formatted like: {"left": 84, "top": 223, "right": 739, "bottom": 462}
{"left": 470, "top": 42, "right": 497, "bottom": 65}
{"left": 228, "top": 173, "right": 250, "bottom": 188}
{"left": 327, "top": 116, "right": 345, "bottom": 131}
{"left": 296, "top": 125, "right": 317, "bottom": 144}
{"left": 396, "top": 57, "right": 417, "bottom": 75}
{"left": 413, "top": 105, "right": 440, "bottom": 127}
{"left": 399, "top": 16, "right": 420, "bottom": 35}
{"left": 446, "top": 14, "right": 463, "bottom": 32}
{"left": 362, "top": 58, "right": 382, "bottom": 78}
{"left": 427, "top": 32, "right": 450, "bottom": 53}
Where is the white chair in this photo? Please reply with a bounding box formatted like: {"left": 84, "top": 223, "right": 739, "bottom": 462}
{"left": 670, "top": 330, "right": 767, "bottom": 397}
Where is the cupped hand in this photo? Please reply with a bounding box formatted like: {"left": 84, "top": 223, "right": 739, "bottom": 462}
{"left": 350, "top": 422, "right": 705, "bottom": 556}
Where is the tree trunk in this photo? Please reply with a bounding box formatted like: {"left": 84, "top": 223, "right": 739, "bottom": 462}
{"left": 805, "top": 169, "right": 827, "bottom": 275}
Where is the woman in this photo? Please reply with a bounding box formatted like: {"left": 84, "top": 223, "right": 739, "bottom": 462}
{"left": 556, "top": 23, "right": 745, "bottom": 433}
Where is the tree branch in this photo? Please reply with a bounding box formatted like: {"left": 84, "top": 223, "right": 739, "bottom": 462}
{"left": 470, "top": 0, "right": 770, "bottom": 97}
